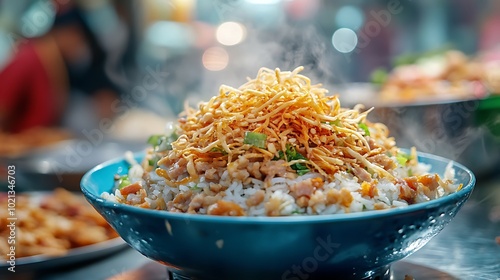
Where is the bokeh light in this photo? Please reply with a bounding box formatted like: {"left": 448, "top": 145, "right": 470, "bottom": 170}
{"left": 20, "top": 1, "right": 56, "bottom": 38}
{"left": 216, "top": 22, "right": 247, "bottom": 46}
{"left": 285, "top": 0, "right": 320, "bottom": 20}
{"left": 146, "top": 21, "right": 194, "bottom": 49}
{"left": 202, "top": 47, "right": 229, "bottom": 71}
{"left": 331, "top": 28, "right": 358, "bottom": 53}
{"left": 335, "top": 5, "right": 364, "bottom": 31}
{"left": 245, "top": 0, "right": 281, "bottom": 4}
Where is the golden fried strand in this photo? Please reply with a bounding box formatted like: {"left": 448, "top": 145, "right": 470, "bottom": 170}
{"left": 165, "top": 67, "right": 396, "bottom": 185}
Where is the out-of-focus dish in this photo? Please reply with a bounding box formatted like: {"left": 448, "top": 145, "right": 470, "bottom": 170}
{"left": 0, "top": 127, "right": 72, "bottom": 158}
{"left": 0, "top": 189, "right": 121, "bottom": 262}
{"left": 372, "top": 100, "right": 500, "bottom": 178}
{"left": 1, "top": 139, "right": 147, "bottom": 192}
{"left": 0, "top": 127, "right": 72, "bottom": 191}
{"left": 0, "top": 236, "right": 125, "bottom": 271}
{"left": 340, "top": 83, "right": 500, "bottom": 178}
{"left": 480, "top": 48, "right": 500, "bottom": 94}
{"left": 103, "top": 67, "right": 461, "bottom": 217}
{"left": 371, "top": 49, "right": 491, "bottom": 103}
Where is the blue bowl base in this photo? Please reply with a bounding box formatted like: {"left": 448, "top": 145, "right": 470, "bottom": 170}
{"left": 169, "top": 265, "right": 392, "bottom": 280}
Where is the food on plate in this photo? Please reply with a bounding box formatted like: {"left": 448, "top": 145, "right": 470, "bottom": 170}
{"left": 0, "top": 127, "right": 72, "bottom": 158}
{"left": 103, "top": 67, "right": 461, "bottom": 216}
{"left": 0, "top": 188, "right": 118, "bottom": 259}
{"left": 371, "top": 49, "right": 487, "bottom": 102}
{"left": 480, "top": 47, "right": 500, "bottom": 94}
{"left": 483, "top": 61, "right": 500, "bottom": 94}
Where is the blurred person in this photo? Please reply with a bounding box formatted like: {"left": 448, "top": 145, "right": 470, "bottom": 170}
{"left": 0, "top": 1, "right": 68, "bottom": 133}
{"left": 0, "top": 0, "right": 124, "bottom": 134}
{"left": 480, "top": 0, "right": 500, "bottom": 53}
{"left": 356, "top": 2, "right": 395, "bottom": 81}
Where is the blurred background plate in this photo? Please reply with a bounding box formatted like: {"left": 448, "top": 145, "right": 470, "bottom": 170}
{"left": 0, "top": 139, "right": 147, "bottom": 192}
{"left": 340, "top": 83, "right": 500, "bottom": 178}
{"left": 0, "top": 236, "right": 127, "bottom": 271}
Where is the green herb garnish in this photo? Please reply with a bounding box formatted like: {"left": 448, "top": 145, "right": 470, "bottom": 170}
{"left": 191, "top": 184, "right": 201, "bottom": 191}
{"left": 285, "top": 144, "right": 306, "bottom": 161}
{"left": 323, "top": 120, "right": 342, "bottom": 127}
{"left": 147, "top": 135, "right": 160, "bottom": 146}
{"left": 331, "top": 119, "right": 342, "bottom": 127}
{"left": 273, "top": 150, "right": 285, "bottom": 161}
{"left": 243, "top": 131, "right": 267, "bottom": 149}
{"left": 295, "top": 167, "right": 309, "bottom": 176}
{"left": 358, "top": 123, "right": 370, "bottom": 136}
{"left": 148, "top": 155, "right": 160, "bottom": 167}
{"left": 147, "top": 132, "right": 179, "bottom": 152}
{"left": 117, "top": 175, "right": 131, "bottom": 189}
{"left": 210, "top": 147, "right": 228, "bottom": 155}
{"left": 285, "top": 144, "right": 310, "bottom": 175}
{"left": 272, "top": 145, "right": 310, "bottom": 175}
{"left": 396, "top": 152, "right": 412, "bottom": 166}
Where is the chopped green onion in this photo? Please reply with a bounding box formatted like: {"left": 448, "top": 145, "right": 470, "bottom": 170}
{"left": 273, "top": 144, "right": 311, "bottom": 174}
{"left": 323, "top": 120, "right": 342, "bottom": 127}
{"left": 396, "top": 152, "right": 412, "bottom": 166}
{"left": 147, "top": 132, "right": 179, "bottom": 152}
{"left": 117, "top": 175, "right": 131, "bottom": 189}
{"left": 285, "top": 144, "right": 310, "bottom": 175}
{"left": 358, "top": 123, "right": 370, "bottom": 136}
{"left": 295, "top": 167, "right": 309, "bottom": 176}
{"left": 273, "top": 150, "right": 285, "bottom": 161}
{"left": 285, "top": 144, "right": 307, "bottom": 161}
{"left": 210, "top": 147, "right": 228, "bottom": 155}
{"left": 243, "top": 131, "right": 267, "bottom": 149}
{"left": 331, "top": 119, "right": 342, "bottom": 127}
{"left": 147, "top": 135, "right": 161, "bottom": 146}
{"left": 148, "top": 155, "right": 159, "bottom": 167}
{"left": 191, "top": 184, "right": 201, "bottom": 191}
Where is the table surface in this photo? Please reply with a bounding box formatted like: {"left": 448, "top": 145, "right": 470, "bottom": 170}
{"left": 5, "top": 175, "right": 500, "bottom": 280}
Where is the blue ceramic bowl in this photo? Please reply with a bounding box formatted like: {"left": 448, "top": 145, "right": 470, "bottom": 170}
{"left": 81, "top": 152, "right": 475, "bottom": 280}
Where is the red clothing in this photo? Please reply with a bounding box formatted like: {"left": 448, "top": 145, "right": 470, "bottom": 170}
{"left": 481, "top": 16, "right": 500, "bottom": 52}
{"left": 0, "top": 41, "right": 61, "bottom": 133}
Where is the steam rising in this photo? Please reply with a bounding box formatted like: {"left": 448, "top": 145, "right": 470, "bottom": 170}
{"left": 195, "top": 20, "right": 346, "bottom": 108}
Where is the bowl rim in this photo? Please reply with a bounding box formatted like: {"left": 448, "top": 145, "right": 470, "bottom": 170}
{"left": 81, "top": 150, "right": 475, "bottom": 224}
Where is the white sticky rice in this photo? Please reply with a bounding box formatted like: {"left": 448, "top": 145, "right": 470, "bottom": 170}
{"left": 101, "top": 151, "right": 459, "bottom": 216}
